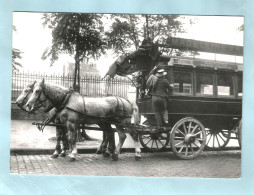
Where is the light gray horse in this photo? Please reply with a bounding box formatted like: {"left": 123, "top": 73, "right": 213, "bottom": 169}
{"left": 26, "top": 79, "right": 141, "bottom": 161}
{"left": 16, "top": 81, "right": 116, "bottom": 158}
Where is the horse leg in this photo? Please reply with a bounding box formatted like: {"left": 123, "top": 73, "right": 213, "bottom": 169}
{"left": 96, "top": 129, "right": 107, "bottom": 154}
{"left": 102, "top": 132, "right": 111, "bottom": 157}
{"left": 106, "top": 127, "right": 116, "bottom": 155}
{"left": 51, "top": 126, "right": 62, "bottom": 158}
{"left": 127, "top": 128, "right": 141, "bottom": 161}
{"left": 59, "top": 127, "right": 68, "bottom": 157}
{"left": 111, "top": 125, "right": 126, "bottom": 161}
{"left": 101, "top": 124, "right": 116, "bottom": 158}
{"left": 97, "top": 124, "right": 112, "bottom": 157}
{"left": 67, "top": 121, "right": 78, "bottom": 162}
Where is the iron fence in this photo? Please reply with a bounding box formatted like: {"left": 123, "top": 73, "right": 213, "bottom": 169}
{"left": 11, "top": 72, "right": 133, "bottom": 102}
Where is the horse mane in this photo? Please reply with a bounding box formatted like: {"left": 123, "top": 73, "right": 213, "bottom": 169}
{"left": 43, "top": 83, "right": 69, "bottom": 108}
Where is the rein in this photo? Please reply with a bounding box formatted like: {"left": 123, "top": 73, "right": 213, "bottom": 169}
{"left": 17, "top": 87, "right": 33, "bottom": 112}
{"left": 125, "top": 75, "right": 139, "bottom": 88}
{"left": 28, "top": 86, "right": 50, "bottom": 115}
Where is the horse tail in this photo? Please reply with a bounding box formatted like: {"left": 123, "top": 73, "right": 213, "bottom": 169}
{"left": 131, "top": 101, "right": 140, "bottom": 125}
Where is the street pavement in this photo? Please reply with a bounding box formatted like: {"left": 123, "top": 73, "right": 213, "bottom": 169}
{"left": 10, "top": 120, "right": 241, "bottom": 178}
{"left": 10, "top": 150, "right": 241, "bottom": 178}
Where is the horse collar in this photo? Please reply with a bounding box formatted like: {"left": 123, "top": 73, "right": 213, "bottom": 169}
{"left": 55, "top": 90, "right": 73, "bottom": 112}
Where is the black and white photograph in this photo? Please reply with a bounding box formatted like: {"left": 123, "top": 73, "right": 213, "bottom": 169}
{"left": 10, "top": 12, "right": 243, "bottom": 178}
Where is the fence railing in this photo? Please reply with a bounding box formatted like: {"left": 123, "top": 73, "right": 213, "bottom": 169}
{"left": 11, "top": 72, "right": 133, "bottom": 102}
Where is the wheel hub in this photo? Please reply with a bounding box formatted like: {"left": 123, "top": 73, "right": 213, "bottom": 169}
{"left": 184, "top": 134, "right": 195, "bottom": 144}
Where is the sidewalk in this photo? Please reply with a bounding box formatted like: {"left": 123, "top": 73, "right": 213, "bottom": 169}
{"left": 10, "top": 120, "right": 135, "bottom": 153}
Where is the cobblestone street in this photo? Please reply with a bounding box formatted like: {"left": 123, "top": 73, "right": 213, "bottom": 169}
{"left": 10, "top": 150, "right": 241, "bottom": 178}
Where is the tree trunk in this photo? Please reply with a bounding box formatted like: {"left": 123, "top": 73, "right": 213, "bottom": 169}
{"left": 73, "top": 50, "right": 80, "bottom": 92}
{"left": 73, "top": 50, "right": 94, "bottom": 141}
{"left": 146, "top": 15, "right": 149, "bottom": 38}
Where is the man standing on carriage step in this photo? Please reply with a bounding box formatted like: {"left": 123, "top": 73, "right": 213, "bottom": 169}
{"left": 146, "top": 68, "right": 174, "bottom": 130}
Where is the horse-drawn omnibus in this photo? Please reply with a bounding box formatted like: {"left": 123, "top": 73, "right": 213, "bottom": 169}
{"left": 137, "top": 56, "right": 242, "bottom": 155}
{"left": 20, "top": 38, "right": 242, "bottom": 161}
{"left": 104, "top": 38, "right": 242, "bottom": 159}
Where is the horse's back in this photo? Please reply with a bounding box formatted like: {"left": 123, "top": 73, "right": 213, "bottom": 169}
{"left": 84, "top": 96, "right": 133, "bottom": 117}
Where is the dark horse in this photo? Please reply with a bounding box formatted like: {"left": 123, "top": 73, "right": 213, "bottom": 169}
{"left": 26, "top": 79, "right": 141, "bottom": 161}
{"left": 16, "top": 81, "right": 116, "bottom": 158}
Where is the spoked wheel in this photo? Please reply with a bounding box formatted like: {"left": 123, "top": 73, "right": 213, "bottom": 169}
{"left": 138, "top": 114, "right": 169, "bottom": 152}
{"left": 205, "top": 129, "right": 231, "bottom": 150}
{"left": 139, "top": 132, "right": 170, "bottom": 152}
{"left": 170, "top": 117, "right": 206, "bottom": 160}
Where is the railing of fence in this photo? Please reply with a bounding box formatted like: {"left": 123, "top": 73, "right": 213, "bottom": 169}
{"left": 11, "top": 72, "right": 133, "bottom": 102}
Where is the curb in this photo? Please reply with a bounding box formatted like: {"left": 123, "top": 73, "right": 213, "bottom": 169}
{"left": 10, "top": 148, "right": 136, "bottom": 155}
{"left": 10, "top": 147, "right": 241, "bottom": 155}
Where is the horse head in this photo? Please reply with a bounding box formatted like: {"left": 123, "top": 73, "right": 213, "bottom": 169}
{"left": 16, "top": 81, "right": 36, "bottom": 112}
{"left": 26, "top": 78, "right": 47, "bottom": 112}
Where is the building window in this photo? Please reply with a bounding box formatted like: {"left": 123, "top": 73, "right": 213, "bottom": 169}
{"left": 196, "top": 72, "right": 214, "bottom": 96}
{"left": 217, "top": 74, "right": 234, "bottom": 96}
{"left": 173, "top": 71, "right": 192, "bottom": 94}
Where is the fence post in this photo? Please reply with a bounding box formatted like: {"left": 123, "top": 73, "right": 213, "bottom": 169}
{"left": 11, "top": 72, "right": 133, "bottom": 100}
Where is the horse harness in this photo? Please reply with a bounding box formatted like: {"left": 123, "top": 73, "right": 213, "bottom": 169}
{"left": 35, "top": 89, "right": 74, "bottom": 132}
{"left": 17, "top": 86, "right": 35, "bottom": 112}
{"left": 36, "top": 87, "right": 131, "bottom": 131}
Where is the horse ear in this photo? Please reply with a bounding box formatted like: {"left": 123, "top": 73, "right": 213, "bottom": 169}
{"left": 38, "top": 78, "right": 45, "bottom": 87}
{"left": 29, "top": 80, "right": 36, "bottom": 87}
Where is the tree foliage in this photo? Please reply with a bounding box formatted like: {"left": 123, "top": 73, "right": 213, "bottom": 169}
{"left": 12, "top": 25, "right": 23, "bottom": 71}
{"left": 41, "top": 13, "right": 106, "bottom": 66}
{"left": 12, "top": 48, "right": 23, "bottom": 71}
{"left": 41, "top": 13, "right": 107, "bottom": 92}
{"left": 105, "top": 14, "right": 191, "bottom": 56}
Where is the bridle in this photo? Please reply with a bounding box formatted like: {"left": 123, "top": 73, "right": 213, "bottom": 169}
{"left": 19, "top": 85, "right": 49, "bottom": 114}
{"left": 17, "top": 87, "right": 34, "bottom": 112}
{"left": 29, "top": 85, "right": 47, "bottom": 112}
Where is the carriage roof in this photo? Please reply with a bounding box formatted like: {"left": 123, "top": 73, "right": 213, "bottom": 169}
{"left": 158, "top": 55, "right": 243, "bottom": 72}
{"left": 105, "top": 38, "right": 243, "bottom": 77}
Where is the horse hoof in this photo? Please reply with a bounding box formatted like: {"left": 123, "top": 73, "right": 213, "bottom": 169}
{"left": 59, "top": 153, "right": 66, "bottom": 157}
{"left": 135, "top": 155, "right": 141, "bottom": 161}
{"left": 51, "top": 154, "right": 59, "bottom": 159}
{"left": 111, "top": 153, "right": 118, "bottom": 161}
{"left": 103, "top": 152, "right": 111, "bottom": 158}
{"left": 69, "top": 158, "right": 76, "bottom": 162}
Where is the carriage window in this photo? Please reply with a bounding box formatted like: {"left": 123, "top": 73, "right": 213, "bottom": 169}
{"left": 196, "top": 72, "right": 214, "bottom": 96}
{"left": 237, "top": 75, "right": 243, "bottom": 97}
{"left": 173, "top": 71, "right": 192, "bottom": 94}
{"left": 217, "top": 74, "right": 234, "bottom": 96}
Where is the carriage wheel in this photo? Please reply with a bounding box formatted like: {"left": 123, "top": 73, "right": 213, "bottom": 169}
{"left": 138, "top": 115, "right": 169, "bottom": 152}
{"left": 170, "top": 117, "right": 206, "bottom": 160}
{"left": 139, "top": 132, "right": 170, "bottom": 152}
{"left": 205, "top": 129, "right": 231, "bottom": 150}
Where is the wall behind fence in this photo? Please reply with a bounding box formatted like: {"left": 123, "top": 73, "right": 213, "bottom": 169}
{"left": 11, "top": 72, "right": 133, "bottom": 102}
